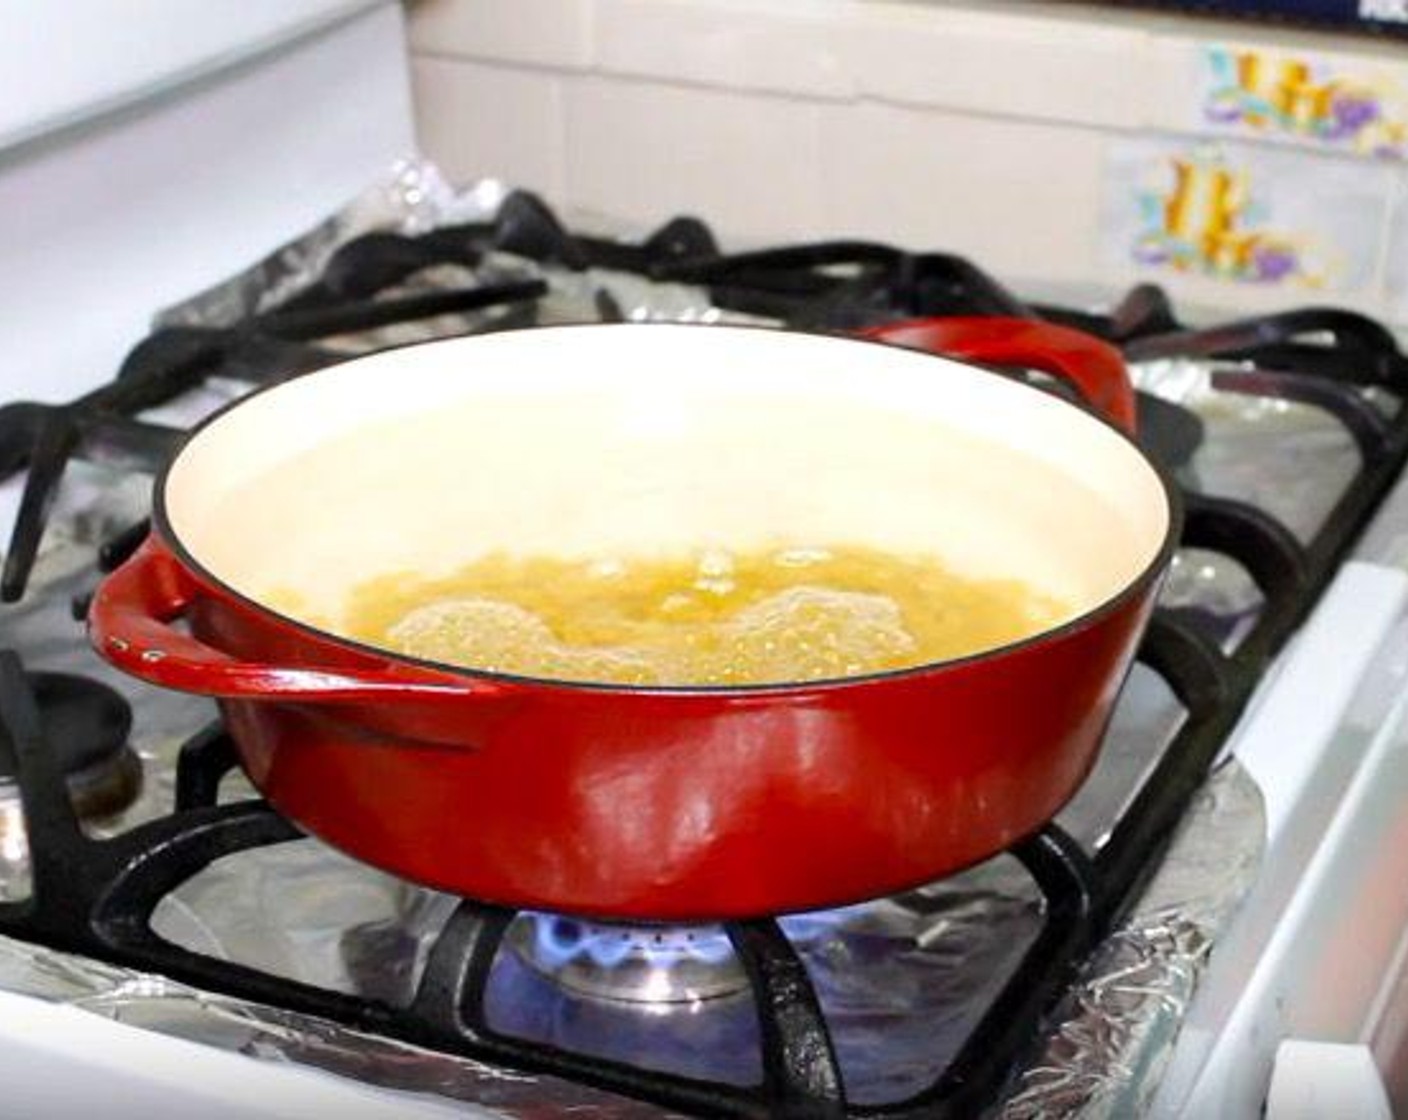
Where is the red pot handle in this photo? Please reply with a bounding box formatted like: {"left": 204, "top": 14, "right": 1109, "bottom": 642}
{"left": 859, "top": 316, "right": 1137, "bottom": 435}
{"left": 89, "top": 537, "right": 491, "bottom": 704}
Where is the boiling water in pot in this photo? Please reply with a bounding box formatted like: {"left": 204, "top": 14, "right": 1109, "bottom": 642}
{"left": 334, "top": 545, "right": 1070, "bottom": 686}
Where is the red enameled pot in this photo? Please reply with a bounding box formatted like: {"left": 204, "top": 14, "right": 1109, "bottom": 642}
{"left": 90, "top": 321, "right": 1178, "bottom": 920}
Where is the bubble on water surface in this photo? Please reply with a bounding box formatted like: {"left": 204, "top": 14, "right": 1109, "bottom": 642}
{"left": 385, "top": 586, "right": 916, "bottom": 686}
{"left": 713, "top": 587, "right": 917, "bottom": 683}
{"left": 387, "top": 599, "right": 661, "bottom": 683}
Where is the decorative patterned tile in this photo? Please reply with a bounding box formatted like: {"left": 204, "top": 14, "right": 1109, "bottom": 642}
{"left": 1100, "top": 136, "right": 1394, "bottom": 294}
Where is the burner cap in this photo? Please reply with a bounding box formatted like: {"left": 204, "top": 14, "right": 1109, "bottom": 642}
{"left": 10, "top": 673, "right": 142, "bottom": 819}
{"left": 506, "top": 914, "right": 749, "bottom": 1005}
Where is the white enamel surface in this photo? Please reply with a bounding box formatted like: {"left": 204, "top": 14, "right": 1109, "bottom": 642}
{"left": 163, "top": 324, "right": 1171, "bottom": 632}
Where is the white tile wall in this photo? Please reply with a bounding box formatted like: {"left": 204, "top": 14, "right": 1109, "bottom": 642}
{"left": 565, "top": 75, "right": 828, "bottom": 240}
{"left": 407, "top": 0, "right": 591, "bottom": 68}
{"left": 407, "top": 0, "right": 1408, "bottom": 326}
{"left": 594, "top": 0, "right": 855, "bottom": 100}
{"left": 844, "top": 4, "right": 1151, "bottom": 128}
{"left": 818, "top": 103, "right": 1106, "bottom": 278}
{"left": 411, "top": 55, "right": 566, "bottom": 197}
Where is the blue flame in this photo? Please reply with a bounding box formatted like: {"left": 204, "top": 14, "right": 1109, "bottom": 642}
{"left": 534, "top": 917, "right": 633, "bottom": 969}
{"left": 527, "top": 903, "right": 870, "bottom": 973}
{"left": 529, "top": 915, "right": 734, "bottom": 970}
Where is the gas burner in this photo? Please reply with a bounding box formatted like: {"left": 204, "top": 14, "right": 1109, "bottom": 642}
{"left": 505, "top": 913, "right": 749, "bottom": 1005}
{"left": 5, "top": 672, "right": 141, "bottom": 820}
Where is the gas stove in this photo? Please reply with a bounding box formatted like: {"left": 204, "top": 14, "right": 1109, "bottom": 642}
{"left": 3, "top": 164, "right": 1408, "bottom": 1118}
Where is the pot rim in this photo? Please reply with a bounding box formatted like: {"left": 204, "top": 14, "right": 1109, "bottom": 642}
{"left": 152, "top": 321, "right": 1183, "bottom": 698}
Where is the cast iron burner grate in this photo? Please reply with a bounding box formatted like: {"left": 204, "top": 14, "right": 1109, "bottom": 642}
{"left": 0, "top": 596, "right": 1363, "bottom": 1112}
{"left": 6, "top": 191, "right": 1408, "bottom": 1114}
{"left": 0, "top": 611, "right": 1227, "bottom": 1118}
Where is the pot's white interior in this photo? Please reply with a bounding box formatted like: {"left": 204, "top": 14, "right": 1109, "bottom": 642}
{"left": 164, "top": 324, "right": 1172, "bottom": 650}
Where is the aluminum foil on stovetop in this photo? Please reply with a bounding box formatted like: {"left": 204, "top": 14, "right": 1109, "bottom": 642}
{"left": 999, "top": 761, "right": 1264, "bottom": 1119}
{"left": 0, "top": 933, "right": 667, "bottom": 1120}
{"left": 0, "top": 161, "right": 1279, "bottom": 1116}
{"left": 155, "top": 161, "right": 512, "bottom": 331}
{"left": 153, "top": 156, "right": 735, "bottom": 353}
